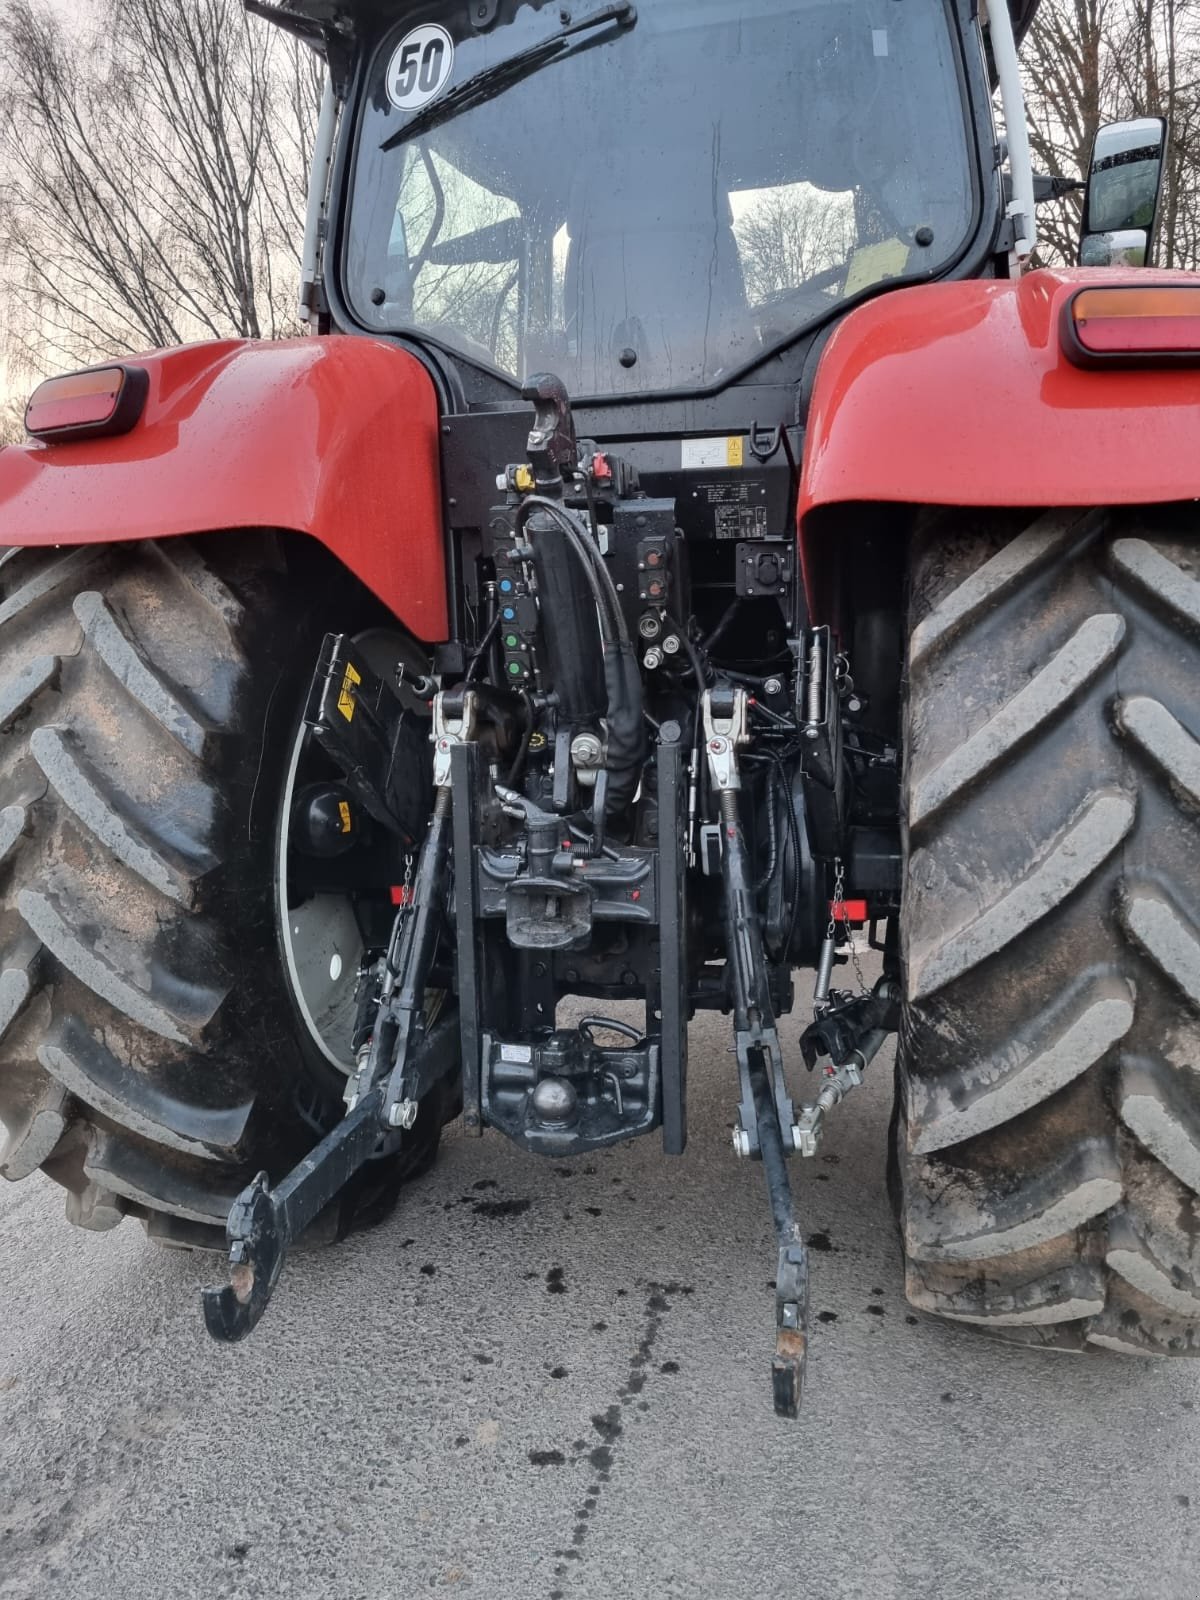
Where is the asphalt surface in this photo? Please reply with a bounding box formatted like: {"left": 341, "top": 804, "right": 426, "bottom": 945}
{"left": 2, "top": 973, "right": 1198, "bottom": 1600}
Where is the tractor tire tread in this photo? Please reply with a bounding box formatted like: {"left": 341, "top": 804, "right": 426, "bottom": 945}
{"left": 899, "top": 504, "right": 1200, "bottom": 1354}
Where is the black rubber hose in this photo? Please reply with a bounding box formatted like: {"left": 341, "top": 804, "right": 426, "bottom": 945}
{"left": 517, "top": 495, "right": 629, "bottom": 646}
{"left": 751, "top": 766, "right": 779, "bottom": 895}
{"left": 603, "top": 638, "right": 646, "bottom": 812}
{"left": 769, "top": 747, "right": 803, "bottom": 960}
{"left": 703, "top": 597, "right": 742, "bottom": 655}
{"left": 515, "top": 494, "right": 642, "bottom": 813}
{"left": 505, "top": 691, "right": 536, "bottom": 787}
{"left": 465, "top": 610, "right": 502, "bottom": 683}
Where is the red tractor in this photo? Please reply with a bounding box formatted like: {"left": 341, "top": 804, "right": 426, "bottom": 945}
{"left": 2, "top": 0, "right": 1198, "bottom": 1411}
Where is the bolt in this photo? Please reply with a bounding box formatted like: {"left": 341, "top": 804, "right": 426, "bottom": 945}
{"left": 763, "top": 676, "right": 783, "bottom": 696}
{"left": 571, "top": 731, "right": 603, "bottom": 768}
{"left": 732, "top": 1126, "right": 751, "bottom": 1158}
{"left": 388, "top": 1098, "right": 418, "bottom": 1130}
{"left": 643, "top": 647, "right": 663, "bottom": 670}
{"left": 662, "top": 634, "right": 681, "bottom": 656}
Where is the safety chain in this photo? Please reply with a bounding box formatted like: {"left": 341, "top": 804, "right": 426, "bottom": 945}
{"left": 829, "top": 858, "right": 869, "bottom": 998}
{"left": 399, "top": 850, "right": 415, "bottom": 909}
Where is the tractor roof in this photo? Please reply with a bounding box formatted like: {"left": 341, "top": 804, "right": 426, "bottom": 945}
{"left": 248, "top": 0, "right": 1044, "bottom": 55}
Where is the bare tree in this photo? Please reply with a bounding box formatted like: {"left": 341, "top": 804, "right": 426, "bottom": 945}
{"left": 0, "top": 0, "right": 321, "bottom": 382}
{"left": 1022, "top": 0, "right": 1200, "bottom": 266}
{"left": 733, "top": 185, "right": 857, "bottom": 306}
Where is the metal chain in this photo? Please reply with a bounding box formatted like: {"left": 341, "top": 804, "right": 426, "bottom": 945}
{"left": 830, "top": 857, "right": 870, "bottom": 998}
{"left": 825, "top": 858, "right": 844, "bottom": 947}
{"left": 400, "top": 851, "right": 415, "bottom": 908}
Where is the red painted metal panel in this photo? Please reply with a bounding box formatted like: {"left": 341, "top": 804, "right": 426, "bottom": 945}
{"left": 0, "top": 336, "right": 449, "bottom": 641}
{"left": 800, "top": 267, "right": 1200, "bottom": 517}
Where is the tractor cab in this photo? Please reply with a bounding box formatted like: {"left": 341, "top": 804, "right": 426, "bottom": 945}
{"left": 339, "top": 0, "right": 980, "bottom": 401}
{"left": 320, "top": 0, "right": 1002, "bottom": 408}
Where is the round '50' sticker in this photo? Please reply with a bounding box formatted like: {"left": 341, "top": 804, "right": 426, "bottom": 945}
{"left": 386, "top": 24, "right": 455, "bottom": 112}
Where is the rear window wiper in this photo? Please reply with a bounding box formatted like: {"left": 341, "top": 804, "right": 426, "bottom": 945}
{"left": 380, "top": 2, "right": 637, "bottom": 151}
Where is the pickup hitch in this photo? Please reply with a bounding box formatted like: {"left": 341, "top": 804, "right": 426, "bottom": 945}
{"left": 202, "top": 669, "right": 471, "bottom": 1343}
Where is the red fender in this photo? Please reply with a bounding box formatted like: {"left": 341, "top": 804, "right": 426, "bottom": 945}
{"left": 0, "top": 336, "right": 449, "bottom": 641}
{"left": 799, "top": 266, "right": 1200, "bottom": 599}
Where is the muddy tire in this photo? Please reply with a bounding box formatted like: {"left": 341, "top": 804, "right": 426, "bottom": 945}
{"left": 897, "top": 505, "right": 1200, "bottom": 1355}
{"left": 0, "top": 536, "right": 442, "bottom": 1246}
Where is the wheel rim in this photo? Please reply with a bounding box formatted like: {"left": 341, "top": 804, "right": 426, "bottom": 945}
{"left": 276, "top": 628, "right": 429, "bottom": 1073}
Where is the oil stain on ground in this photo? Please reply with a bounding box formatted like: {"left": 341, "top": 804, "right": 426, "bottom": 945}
{"left": 539, "top": 1281, "right": 694, "bottom": 1596}
{"left": 469, "top": 1196, "right": 531, "bottom": 1219}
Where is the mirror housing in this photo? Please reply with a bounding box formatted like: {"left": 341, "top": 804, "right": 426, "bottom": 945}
{"left": 1078, "top": 117, "right": 1168, "bottom": 268}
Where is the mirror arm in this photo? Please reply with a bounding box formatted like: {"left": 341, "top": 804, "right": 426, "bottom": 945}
{"left": 1033, "top": 174, "right": 1085, "bottom": 204}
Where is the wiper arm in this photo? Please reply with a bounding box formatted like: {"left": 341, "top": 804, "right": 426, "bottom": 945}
{"left": 381, "top": 2, "right": 637, "bottom": 151}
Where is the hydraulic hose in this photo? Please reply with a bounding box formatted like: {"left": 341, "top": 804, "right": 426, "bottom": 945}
{"left": 514, "top": 493, "right": 643, "bottom": 811}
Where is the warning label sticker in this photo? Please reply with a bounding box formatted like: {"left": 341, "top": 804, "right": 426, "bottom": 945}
{"left": 681, "top": 436, "right": 744, "bottom": 470}
{"left": 337, "top": 661, "right": 362, "bottom": 722}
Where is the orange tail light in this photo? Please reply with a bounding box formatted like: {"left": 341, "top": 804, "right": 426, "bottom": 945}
{"left": 1063, "top": 285, "right": 1200, "bottom": 368}
{"left": 25, "top": 364, "right": 148, "bottom": 442}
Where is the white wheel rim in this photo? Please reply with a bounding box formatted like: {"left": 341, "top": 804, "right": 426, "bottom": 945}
{"left": 277, "top": 629, "right": 427, "bottom": 1073}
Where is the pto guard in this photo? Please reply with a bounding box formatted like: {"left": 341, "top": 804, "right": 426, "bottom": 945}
{"left": 0, "top": 336, "right": 449, "bottom": 642}
{"left": 799, "top": 264, "right": 1200, "bottom": 562}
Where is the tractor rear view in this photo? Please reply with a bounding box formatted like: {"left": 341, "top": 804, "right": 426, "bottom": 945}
{"left": 2, "top": 0, "right": 1199, "bottom": 1412}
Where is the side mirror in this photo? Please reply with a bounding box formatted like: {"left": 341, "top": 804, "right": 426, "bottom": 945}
{"left": 1079, "top": 117, "right": 1168, "bottom": 268}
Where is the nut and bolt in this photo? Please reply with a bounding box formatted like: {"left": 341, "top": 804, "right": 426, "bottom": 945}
{"left": 638, "top": 613, "right": 662, "bottom": 640}
{"left": 643, "top": 647, "right": 663, "bottom": 670}
{"left": 661, "top": 634, "right": 681, "bottom": 656}
{"left": 387, "top": 1098, "right": 419, "bottom": 1130}
{"left": 763, "top": 676, "right": 783, "bottom": 696}
{"left": 570, "top": 731, "right": 604, "bottom": 768}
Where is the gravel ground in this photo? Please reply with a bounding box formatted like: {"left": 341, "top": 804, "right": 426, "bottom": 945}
{"left": 1, "top": 987, "right": 1197, "bottom": 1600}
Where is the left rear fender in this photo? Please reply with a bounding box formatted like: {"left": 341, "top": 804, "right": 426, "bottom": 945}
{"left": 0, "top": 336, "right": 449, "bottom": 641}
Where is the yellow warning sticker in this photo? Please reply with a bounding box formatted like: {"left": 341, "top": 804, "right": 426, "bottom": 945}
{"left": 681, "top": 436, "right": 744, "bottom": 470}
{"left": 337, "top": 799, "right": 352, "bottom": 833}
{"left": 337, "top": 661, "right": 361, "bottom": 722}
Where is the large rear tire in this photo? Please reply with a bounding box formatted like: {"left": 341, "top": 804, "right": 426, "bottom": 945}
{"left": 898, "top": 505, "right": 1200, "bottom": 1355}
{"left": 0, "top": 535, "right": 442, "bottom": 1245}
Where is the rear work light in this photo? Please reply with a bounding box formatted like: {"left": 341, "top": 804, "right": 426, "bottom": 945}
{"left": 24, "top": 364, "right": 148, "bottom": 442}
{"left": 1062, "top": 285, "right": 1200, "bottom": 369}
